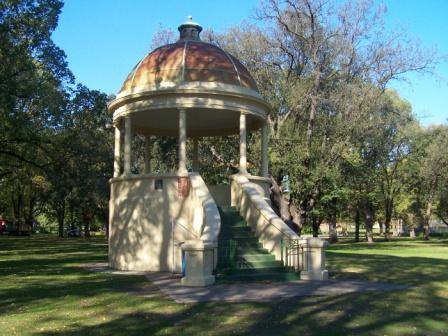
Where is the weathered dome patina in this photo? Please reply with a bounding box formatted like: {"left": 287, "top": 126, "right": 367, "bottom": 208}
{"left": 119, "top": 20, "right": 258, "bottom": 94}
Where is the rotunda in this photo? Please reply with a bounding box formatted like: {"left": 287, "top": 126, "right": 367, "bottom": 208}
{"left": 108, "top": 18, "right": 327, "bottom": 286}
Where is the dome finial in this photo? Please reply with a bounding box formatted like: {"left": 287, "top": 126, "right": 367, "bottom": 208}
{"left": 178, "top": 16, "right": 202, "bottom": 41}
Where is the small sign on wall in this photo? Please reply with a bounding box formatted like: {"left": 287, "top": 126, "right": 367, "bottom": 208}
{"left": 155, "top": 179, "right": 163, "bottom": 190}
{"left": 177, "top": 177, "right": 190, "bottom": 198}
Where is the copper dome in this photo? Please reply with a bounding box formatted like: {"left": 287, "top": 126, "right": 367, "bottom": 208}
{"left": 110, "top": 18, "right": 269, "bottom": 137}
{"left": 119, "top": 20, "right": 258, "bottom": 94}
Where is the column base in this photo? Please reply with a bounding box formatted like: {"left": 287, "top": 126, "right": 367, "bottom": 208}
{"left": 300, "top": 270, "right": 329, "bottom": 281}
{"left": 181, "top": 275, "right": 215, "bottom": 287}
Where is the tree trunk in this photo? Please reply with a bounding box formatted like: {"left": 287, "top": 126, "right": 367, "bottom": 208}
{"left": 14, "top": 193, "right": 24, "bottom": 232}
{"left": 355, "top": 208, "right": 360, "bottom": 242}
{"left": 289, "top": 203, "right": 303, "bottom": 235}
{"left": 409, "top": 227, "right": 416, "bottom": 238}
{"left": 270, "top": 177, "right": 291, "bottom": 221}
{"left": 84, "top": 221, "right": 90, "bottom": 237}
{"left": 56, "top": 202, "right": 65, "bottom": 238}
{"left": 329, "top": 214, "right": 338, "bottom": 243}
{"left": 270, "top": 177, "right": 302, "bottom": 234}
{"left": 57, "top": 215, "right": 64, "bottom": 238}
{"left": 384, "top": 197, "right": 393, "bottom": 240}
{"left": 423, "top": 200, "right": 432, "bottom": 240}
{"left": 364, "top": 203, "right": 374, "bottom": 243}
{"left": 25, "top": 196, "right": 36, "bottom": 234}
{"left": 104, "top": 209, "right": 109, "bottom": 240}
{"left": 312, "top": 216, "right": 321, "bottom": 237}
{"left": 82, "top": 211, "right": 91, "bottom": 238}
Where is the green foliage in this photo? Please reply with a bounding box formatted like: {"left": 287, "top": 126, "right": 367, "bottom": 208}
{"left": 0, "top": 0, "right": 111, "bottom": 236}
{"left": 0, "top": 0, "right": 445, "bottom": 241}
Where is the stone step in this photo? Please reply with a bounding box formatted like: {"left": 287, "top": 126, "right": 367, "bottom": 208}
{"left": 219, "top": 266, "right": 291, "bottom": 274}
{"left": 217, "top": 205, "right": 294, "bottom": 282}
{"left": 220, "top": 226, "right": 252, "bottom": 232}
{"left": 240, "top": 260, "right": 283, "bottom": 268}
{"left": 217, "top": 257, "right": 277, "bottom": 267}
{"left": 219, "top": 231, "right": 253, "bottom": 239}
{"left": 219, "top": 240, "right": 263, "bottom": 248}
{"left": 219, "top": 232, "right": 252, "bottom": 239}
{"left": 236, "top": 253, "right": 276, "bottom": 262}
{"left": 221, "top": 220, "right": 247, "bottom": 227}
{"left": 217, "top": 271, "right": 300, "bottom": 283}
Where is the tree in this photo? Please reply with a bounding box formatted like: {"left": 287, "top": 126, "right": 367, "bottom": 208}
{"left": 213, "top": 0, "right": 434, "bottom": 240}
{"left": 404, "top": 125, "right": 448, "bottom": 239}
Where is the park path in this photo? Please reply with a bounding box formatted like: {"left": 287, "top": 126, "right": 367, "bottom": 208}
{"left": 83, "top": 263, "right": 408, "bottom": 304}
{"left": 145, "top": 272, "right": 408, "bottom": 303}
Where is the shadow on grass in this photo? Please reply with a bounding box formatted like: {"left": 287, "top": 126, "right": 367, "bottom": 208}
{"left": 1, "top": 235, "right": 448, "bottom": 335}
{"left": 36, "top": 284, "right": 448, "bottom": 336}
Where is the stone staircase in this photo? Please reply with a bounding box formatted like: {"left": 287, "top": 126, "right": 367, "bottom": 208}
{"left": 217, "top": 206, "right": 299, "bottom": 282}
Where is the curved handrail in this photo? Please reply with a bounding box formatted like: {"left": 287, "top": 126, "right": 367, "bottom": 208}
{"left": 189, "top": 173, "right": 221, "bottom": 244}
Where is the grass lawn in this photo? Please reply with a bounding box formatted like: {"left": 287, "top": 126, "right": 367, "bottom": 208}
{"left": 1, "top": 235, "right": 447, "bottom": 335}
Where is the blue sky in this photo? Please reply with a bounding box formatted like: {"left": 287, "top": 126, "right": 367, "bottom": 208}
{"left": 52, "top": 0, "right": 447, "bottom": 126}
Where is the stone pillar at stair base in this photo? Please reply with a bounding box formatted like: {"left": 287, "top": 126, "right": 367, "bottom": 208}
{"left": 299, "top": 237, "right": 329, "bottom": 281}
{"left": 181, "top": 240, "right": 216, "bottom": 286}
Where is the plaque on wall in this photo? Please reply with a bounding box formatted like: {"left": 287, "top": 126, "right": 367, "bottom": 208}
{"left": 154, "top": 179, "right": 163, "bottom": 190}
{"left": 177, "top": 177, "right": 190, "bottom": 198}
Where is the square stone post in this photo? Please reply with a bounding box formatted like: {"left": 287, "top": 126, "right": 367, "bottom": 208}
{"left": 123, "top": 115, "right": 132, "bottom": 175}
{"left": 178, "top": 109, "right": 188, "bottom": 175}
{"left": 181, "top": 240, "right": 216, "bottom": 286}
{"left": 261, "top": 125, "right": 269, "bottom": 177}
{"left": 299, "top": 237, "right": 329, "bottom": 280}
{"left": 144, "top": 135, "right": 151, "bottom": 174}
{"left": 113, "top": 123, "right": 121, "bottom": 177}
{"left": 239, "top": 113, "right": 248, "bottom": 174}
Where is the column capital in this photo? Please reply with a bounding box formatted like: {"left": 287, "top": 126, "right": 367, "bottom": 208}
{"left": 113, "top": 116, "right": 123, "bottom": 128}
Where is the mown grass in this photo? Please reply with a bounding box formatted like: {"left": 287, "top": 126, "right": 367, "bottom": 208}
{"left": 0, "top": 235, "right": 447, "bottom": 335}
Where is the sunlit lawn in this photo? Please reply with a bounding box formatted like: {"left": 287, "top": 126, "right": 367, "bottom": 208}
{"left": 1, "top": 235, "right": 447, "bottom": 335}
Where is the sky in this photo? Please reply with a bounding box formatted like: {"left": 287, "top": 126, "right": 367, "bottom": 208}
{"left": 52, "top": 0, "right": 448, "bottom": 126}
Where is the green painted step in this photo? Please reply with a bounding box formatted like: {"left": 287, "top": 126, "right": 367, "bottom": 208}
{"left": 219, "top": 236, "right": 259, "bottom": 243}
{"left": 217, "top": 272, "right": 300, "bottom": 283}
{"left": 219, "top": 241, "right": 259, "bottom": 247}
{"left": 235, "top": 254, "right": 276, "bottom": 262}
{"left": 220, "top": 260, "right": 283, "bottom": 270}
{"left": 217, "top": 206, "right": 299, "bottom": 282}
{"left": 220, "top": 226, "right": 251, "bottom": 232}
{"left": 236, "top": 247, "right": 270, "bottom": 254}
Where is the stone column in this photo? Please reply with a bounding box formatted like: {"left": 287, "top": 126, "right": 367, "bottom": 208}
{"left": 113, "top": 123, "right": 121, "bottom": 177}
{"left": 178, "top": 109, "right": 188, "bottom": 175}
{"left": 144, "top": 135, "right": 151, "bottom": 174}
{"left": 261, "top": 125, "right": 269, "bottom": 177}
{"left": 192, "top": 138, "right": 199, "bottom": 172}
{"left": 123, "top": 115, "right": 132, "bottom": 175}
{"left": 239, "top": 113, "right": 248, "bottom": 174}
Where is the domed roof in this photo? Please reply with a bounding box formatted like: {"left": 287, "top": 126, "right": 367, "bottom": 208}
{"left": 119, "top": 18, "right": 258, "bottom": 94}
{"left": 110, "top": 18, "right": 269, "bottom": 137}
